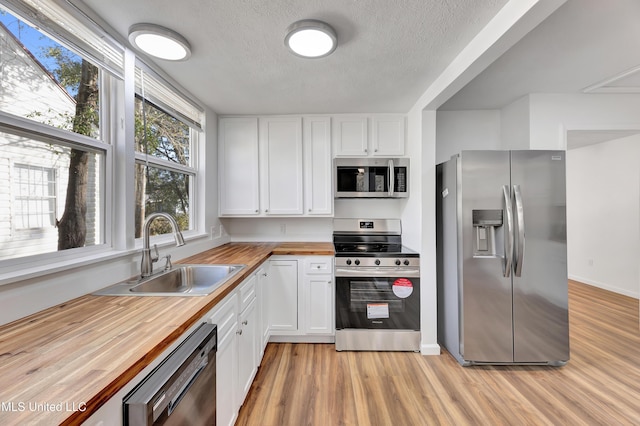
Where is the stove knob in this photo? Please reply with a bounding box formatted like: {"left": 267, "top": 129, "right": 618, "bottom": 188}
{"left": 346, "top": 259, "right": 352, "bottom": 265}
{"left": 354, "top": 259, "right": 360, "bottom": 266}
{"left": 403, "top": 259, "right": 410, "bottom": 266}
{"left": 375, "top": 259, "right": 381, "bottom": 266}
{"left": 395, "top": 259, "right": 401, "bottom": 266}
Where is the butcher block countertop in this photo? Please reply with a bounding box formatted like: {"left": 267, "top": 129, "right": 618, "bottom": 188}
{"left": 0, "top": 242, "right": 333, "bottom": 425}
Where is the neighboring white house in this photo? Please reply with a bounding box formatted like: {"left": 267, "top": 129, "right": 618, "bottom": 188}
{"left": 0, "top": 22, "right": 99, "bottom": 261}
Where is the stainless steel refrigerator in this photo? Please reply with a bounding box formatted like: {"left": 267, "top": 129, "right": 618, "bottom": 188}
{"left": 436, "top": 150, "right": 569, "bottom": 366}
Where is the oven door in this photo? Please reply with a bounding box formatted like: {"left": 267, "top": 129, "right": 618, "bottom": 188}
{"left": 335, "top": 267, "right": 420, "bottom": 330}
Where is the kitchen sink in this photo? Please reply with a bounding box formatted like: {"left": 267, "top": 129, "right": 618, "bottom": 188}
{"left": 93, "top": 264, "right": 246, "bottom": 296}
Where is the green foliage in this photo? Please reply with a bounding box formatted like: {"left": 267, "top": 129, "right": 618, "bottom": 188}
{"left": 43, "top": 46, "right": 83, "bottom": 93}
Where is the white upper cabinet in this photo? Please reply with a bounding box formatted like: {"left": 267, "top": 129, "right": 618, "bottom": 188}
{"left": 372, "top": 115, "right": 405, "bottom": 156}
{"left": 219, "top": 115, "right": 332, "bottom": 217}
{"left": 260, "top": 117, "right": 303, "bottom": 215}
{"left": 332, "top": 116, "right": 368, "bottom": 156}
{"left": 219, "top": 117, "right": 260, "bottom": 215}
{"left": 333, "top": 115, "right": 406, "bottom": 157}
{"left": 304, "top": 116, "right": 333, "bottom": 215}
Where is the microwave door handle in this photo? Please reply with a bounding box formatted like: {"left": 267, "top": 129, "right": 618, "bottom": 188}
{"left": 388, "top": 159, "right": 395, "bottom": 196}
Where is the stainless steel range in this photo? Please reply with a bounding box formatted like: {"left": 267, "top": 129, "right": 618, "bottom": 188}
{"left": 333, "top": 219, "right": 420, "bottom": 351}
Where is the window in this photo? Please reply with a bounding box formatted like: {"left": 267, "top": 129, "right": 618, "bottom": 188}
{"left": 13, "top": 164, "right": 57, "bottom": 230}
{"left": 0, "top": 3, "right": 117, "bottom": 262}
{"left": 134, "top": 67, "right": 202, "bottom": 239}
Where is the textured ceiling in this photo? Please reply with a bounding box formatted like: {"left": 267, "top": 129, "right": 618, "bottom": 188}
{"left": 78, "top": 0, "right": 508, "bottom": 114}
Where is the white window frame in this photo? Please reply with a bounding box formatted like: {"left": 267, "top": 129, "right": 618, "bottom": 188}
{"left": 133, "top": 64, "right": 204, "bottom": 247}
{"left": 0, "top": 0, "right": 207, "bottom": 286}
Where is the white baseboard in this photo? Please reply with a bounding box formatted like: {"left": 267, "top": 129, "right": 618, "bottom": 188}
{"left": 421, "top": 343, "right": 441, "bottom": 356}
{"left": 269, "top": 335, "right": 335, "bottom": 344}
{"left": 569, "top": 275, "right": 639, "bottom": 299}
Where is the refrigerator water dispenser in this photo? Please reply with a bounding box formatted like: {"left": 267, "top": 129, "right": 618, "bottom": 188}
{"left": 472, "top": 209, "right": 503, "bottom": 257}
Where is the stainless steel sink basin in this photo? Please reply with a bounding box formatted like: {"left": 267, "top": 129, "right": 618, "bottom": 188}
{"left": 93, "top": 264, "right": 246, "bottom": 296}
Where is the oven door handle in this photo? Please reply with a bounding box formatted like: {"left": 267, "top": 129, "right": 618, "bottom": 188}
{"left": 335, "top": 268, "right": 420, "bottom": 278}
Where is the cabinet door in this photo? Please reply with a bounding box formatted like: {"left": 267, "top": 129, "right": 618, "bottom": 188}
{"left": 333, "top": 116, "right": 368, "bottom": 156}
{"left": 260, "top": 117, "right": 303, "bottom": 215}
{"left": 237, "top": 297, "right": 258, "bottom": 406}
{"left": 268, "top": 260, "right": 298, "bottom": 331}
{"left": 256, "top": 266, "right": 270, "bottom": 358}
{"left": 304, "top": 116, "right": 333, "bottom": 215}
{"left": 304, "top": 275, "right": 334, "bottom": 334}
{"left": 209, "top": 294, "right": 239, "bottom": 426}
{"left": 219, "top": 117, "right": 260, "bottom": 215}
{"left": 372, "top": 115, "right": 405, "bottom": 156}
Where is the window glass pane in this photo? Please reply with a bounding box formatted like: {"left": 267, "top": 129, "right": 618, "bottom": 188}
{"left": 135, "top": 97, "right": 191, "bottom": 166}
{"left": 0, "top": 9, "right": 101, "bottom": 139}
{"left": 0, "top": 130, "right": 104, "bottom": 261}
{"left": 134, "top": 163, "right": 190, "bottom": 238}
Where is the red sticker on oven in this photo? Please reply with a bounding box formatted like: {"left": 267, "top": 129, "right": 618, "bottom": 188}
{"left": 393, "top": 278, "right": 413, "bottom": 298}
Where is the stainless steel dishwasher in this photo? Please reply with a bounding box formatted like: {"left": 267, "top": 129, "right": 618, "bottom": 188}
{"left": 124, "top": 323, "right": 217, "bottom": 425}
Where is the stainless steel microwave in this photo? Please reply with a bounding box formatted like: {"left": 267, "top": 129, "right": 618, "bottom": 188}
{"left": 334, "top": 158, "right": 409, "bottom": 198}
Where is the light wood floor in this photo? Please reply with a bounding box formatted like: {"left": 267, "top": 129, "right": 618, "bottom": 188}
{"left": 237, "top": 281, "right": 640, "bottom": 425}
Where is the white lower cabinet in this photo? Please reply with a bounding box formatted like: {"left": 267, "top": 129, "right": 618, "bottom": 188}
{"left": 268, "top": 256, "right": 334, "bottom": 342}
{"left": 207, "top": 270, "right": 260, "bottom": 426}
{"left": 237, "top": 293, "right": 258, "bottom": 405}
{"left": 208, "top": 290, "right": 239, "bottom": 426}
{"left": 267, "top": 259, "right": 299, "bottom": 332}
{"left": 256, "top": 265, "right": 270, "bottom": 361}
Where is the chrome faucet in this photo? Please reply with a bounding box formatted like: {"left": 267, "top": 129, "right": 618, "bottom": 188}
{"left": 141, "top": 212, "right": 186, "bottom": 278}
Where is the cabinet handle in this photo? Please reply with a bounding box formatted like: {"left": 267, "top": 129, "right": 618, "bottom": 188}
{"left": 242, "top": 320, "right": 248, "bottom": 325}
{"left": 236, "top": 329, "right": 243, "bottom": 335}
{"left": 375, "top": 148, "right": 378, "bottom": 152}
{"left": 328, "top": 280, "right": 332, "bottom": 284}
{"left": 262, "top": 273, "right": 268, "bottom": 277}
{"left": 265, "top": 209, "right": 269, "bottom": 213}
{"left": 364, "top": 148, "right": 368, "bottom": 153}
{"left": 255, "top": 209, "right": 259, "bottom": 213}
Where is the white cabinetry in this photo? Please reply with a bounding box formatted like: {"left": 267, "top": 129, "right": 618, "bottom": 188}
{"left": 304, "top": 116, "right": 333, "bottom": 215}
{"left": 207, "top": 270, "right": 261, "bottom": 426}
{"left": 303, "top": 257, "right": 334, "bottom": 335}
{"left": 209, "top": 292, "right": 240, "bottom": 426}
{"left": 259, "top": 117, "right": 303, "bottom": 215}
{"left": 268, "top": 256, "right": 334, "bottom": 342}
{"left": 333, "top": 115, "right": 405, "bottom": 157}
{"left": 219, "top": 116, "right": 331, "bottom": 217}
{"left": 237, "top": 292, "right": 257, "bottom": 404}
{"left": 332, "top": 116, "right": 368, "bottom": 156}
{"left": 219, "top": 117, "right": 260, "bottom": 215}
{"left": 267, "top": 259, "right": 299, "bottom": 332}
{"left": 371, "top": 115, "right": 405, "bottom": 156}
{"left": 256, "top": 265, "right": 270, "bottom": 360}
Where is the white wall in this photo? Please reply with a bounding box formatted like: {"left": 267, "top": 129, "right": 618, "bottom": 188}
{"left": 501, "top": 95, "right": 530, "bottom": 149}
{"left": 566, "top": 135, "right": 640, "bottom": 298}
{"left": 435, "top": 110, "right": 501, "bottom": 163}
{"left": 530, "top": 93, "right": 640, "bottom": 149}
{"left": 221, "top": 217, "right": 332, "bottom": 242}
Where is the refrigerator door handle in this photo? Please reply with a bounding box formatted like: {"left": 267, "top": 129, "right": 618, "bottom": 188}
{"left": 513, "top": 184, "right": 525, "bottom": 277}
{"left": 388, "top": 159, "right": 395, "bottom": 196}
{"left": 502, "top": 185, "right": 514, "bottom": 278}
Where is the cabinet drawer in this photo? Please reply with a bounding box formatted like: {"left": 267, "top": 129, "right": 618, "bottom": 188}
{"left": 303, "top": 257, "right": 333, "bottom": 274}
{"left": 238, "top": 274, "right": 257, "bottom": 312}
{"left": 207, "top": 292, "right": 238, "bottom": 347}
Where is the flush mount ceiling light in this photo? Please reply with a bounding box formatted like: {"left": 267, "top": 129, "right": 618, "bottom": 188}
{"left": 128, "top": 23, "right": 191, "bottom": 61}
{"left": 285, "top": 19, "right": 337, "bottom": 58}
